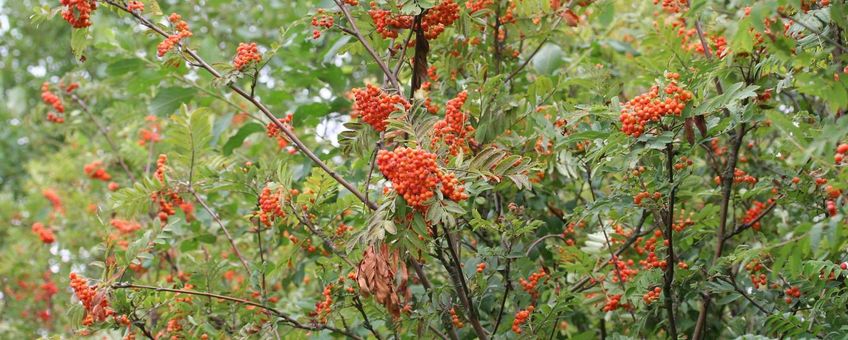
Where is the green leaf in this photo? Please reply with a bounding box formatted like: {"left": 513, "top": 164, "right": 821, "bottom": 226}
{"left": 107, "top": 58, "right": 145, "bottom": 76}
{"left": 71, "top": 28, "right": 92, "bottom": 59}
{"left": 149, "top": 87, "right": 197, "bottom": 116}
{"left": 222, "top": 122, "right": 265, "bottom": 155}
{"left": 531, "top": 44, "right": 565, "bottom": 75}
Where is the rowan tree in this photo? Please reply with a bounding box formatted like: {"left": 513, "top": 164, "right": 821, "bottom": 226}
{"left": 0, "top": 0, "right": 847, "bottom": 339}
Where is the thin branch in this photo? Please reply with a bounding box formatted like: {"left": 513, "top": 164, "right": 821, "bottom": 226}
{"left": 288, "top": 202, "right": 356, "bottom": 268}
{"left": 111, "top": 282, "right": 362, "bottom": 340}
{"left": 716, "top": 276, "right": 769, "bottom": 314}
{"left": 69, "top": 94, "right": 137, "bottom": 183}
{"left": 723, "top": 197, "right": 781, "bottom": 241}
{"left": 102, "top": 0, "right": 377, "bottom": 211}
{"left": 352, "top": 295, "right": 385, "bottom": 340}
{"left": 492, "top": 248, "right": 512, "bottom": 333}
{"left": 437, "top": 225, "right": 489, "bottom": 340}
{"left": 504, "top": 16, "right": 563, "bottom": 83}
{"left": 525, "top": 234, "right": 565, "bottom": 256}
{"left": 188, "top": 187, "right": 251, "bottom": 274}
{"left": 331, "top": 0, "right": 403, "bottom": 93}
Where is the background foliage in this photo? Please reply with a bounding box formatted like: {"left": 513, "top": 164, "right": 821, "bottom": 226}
{"left": 1, "top": 0, "right": 847, "bottom": 338}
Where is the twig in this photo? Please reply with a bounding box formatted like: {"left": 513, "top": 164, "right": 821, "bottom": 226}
{"left": 188, "top": 187, "right": 251, "bottom": 274}
{"left": 288, "top": 202, "right": 356, "bottom": 268}
{"left": 492, "top": 249, "right": 512, "bottom": 333}
{"left": 69, "top": 94, "right": 137, "bottom": 183}
{"left": 331, "top": 0, "right": 403, "bottom": 93}
{"left": 717, "top": 276, "right": 769, "bottom": 314}
{"left": 525, "top": 234, "right": 565, "bottom": 256}
{"left": 352, "top": 295, "right": 385, "bottom": 340}
{"left": 723, "top": 197, "right": 781, "bottom": 241}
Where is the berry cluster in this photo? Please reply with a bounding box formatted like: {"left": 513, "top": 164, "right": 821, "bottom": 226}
{"left": 742, "top": 200, "right": 769, "bottom": 231}
{"left": 835, "top": 143, "right": 848, "bottom": 164}
{"left": 610, "top": 256, "right": 640, "bottom": 282}
{"left": 450, "top": 307, "right": 464, "bottom": 328}
{"left": 150, "top": 190, "right": 194, "bottom": 223}
{"left": 640, "top": 251, "right": 666, "bottom": 270}
{"left": 31, "top": 222, "right": 56, "bottom": 244}
{"left": 432, "top": 91, "right": 476, "bottom": 156}
{"left": 41, "top": 82, "right": 65, "bottom": 123}
{"left": 633, "top": 191, "right": 662, "bottom": 205}
{"left": 654, "top": 0, "right": 686, "bottom": 13}
{"left": 69, "top": 273, "right": 114, "bottom": 326}
{"left": 157, "top": 13, "right": 192, "bottom": 57}
{"left": 233, "top": 43, "right": 261, "bottom": 71}
{"left": 154, "top": 154, "right": 167, "bottom": 183}
{"left": 60, "top": 0, "right": 97, "bottom": 28}
{"left": 42, "top": 189, "right": 64, "bottom": 216}
{"left": 643, "top": 287, "right": 662, "bottom": 304}
{"left": 310, "top": 284, "right": 334, "bottom": 323}
{"left": 745, "top": 259, "right": 768, "bottom": 289}
{"left": 518, "top": 269, "right": 547, "bottom": 299}
{"left": 619, "top": 74, "right": 693, "bottom": 137}
{"left": 335, "top": 223, "right": 354, "bottom": 236}
{"left": 258, "top": 186, "right": 286, "bottom": 226}
{"left": 311, "top": 9, "right": 334, "bottom": 39}
{"left": 512, "top": 305, "right": 534, "bottom": 333}
{"left": 784, "top": 286, "right": 801, "bottom": 303}
{"left": 377, "top": 147, "right": 467, "bottom": 210}
{"left": 825, "top": 185, "right": 842, "bottom": 199}
{"left": 266, "top": 113, "right": 294, "bottom": 150}
{"left": 466, "top": 0, "right": 494, "bottom": 13}
{"left": 110, "top": 219, "right": 141, "bottom": 234}
{"left": 368, "top": 0, "right": 460, "bottom": 40}
{"left": 673, "top": 155, "right": 693, "bottom": 170}
{"left": 350, "top": 84, "right": 410, "bottom": 132}
{"left": 602, "top": 294, "right": 628, "bottom": 312}
{"left": 138, "top": 115, "right": 162, "bottom": 146}
{"left": 476, "top": 262, "right": 487, "bottom": 273}
{"left": 827, "top": 199, "right": 838, "bottom": 216}
{"left": 634, "top": 230, "right": 662, "bottom": 255}
{"left": 672, "top": 212, "right": 695, "bottom": 232}
{"left": 127, "top": 1, "right": 144, "bottom": 12}
{"left": 83, "top": 160, "right": 112, "bottom": 182}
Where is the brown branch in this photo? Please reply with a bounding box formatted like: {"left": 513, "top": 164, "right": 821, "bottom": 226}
{"left": 111, "top": 282, "right": 362, "bottom": 340}
{"left": 504, "top": 16, "right": 563, "bottom": 83}
{"left": 188, "top": 187, "right": 251, "bottom": 274}
{"left": 332, "top": 0, "right": 403, "bottom": 93}
{"left": 692, "top": 123, "right": 747, "bottom": 340}
{"left": 102, "top": 0, "right": 377, "bottom": 211}
{"left": 723, "top": 197, "right": 781, "bottom": 241}
{"left": 438, "top": 225, "right": 489, "bottom": 340}
{"left": 287, "top": 201, "right": 357, "bottom": 268}
{"left": 662, "top": 143, "right": 678, "bottom": 338}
